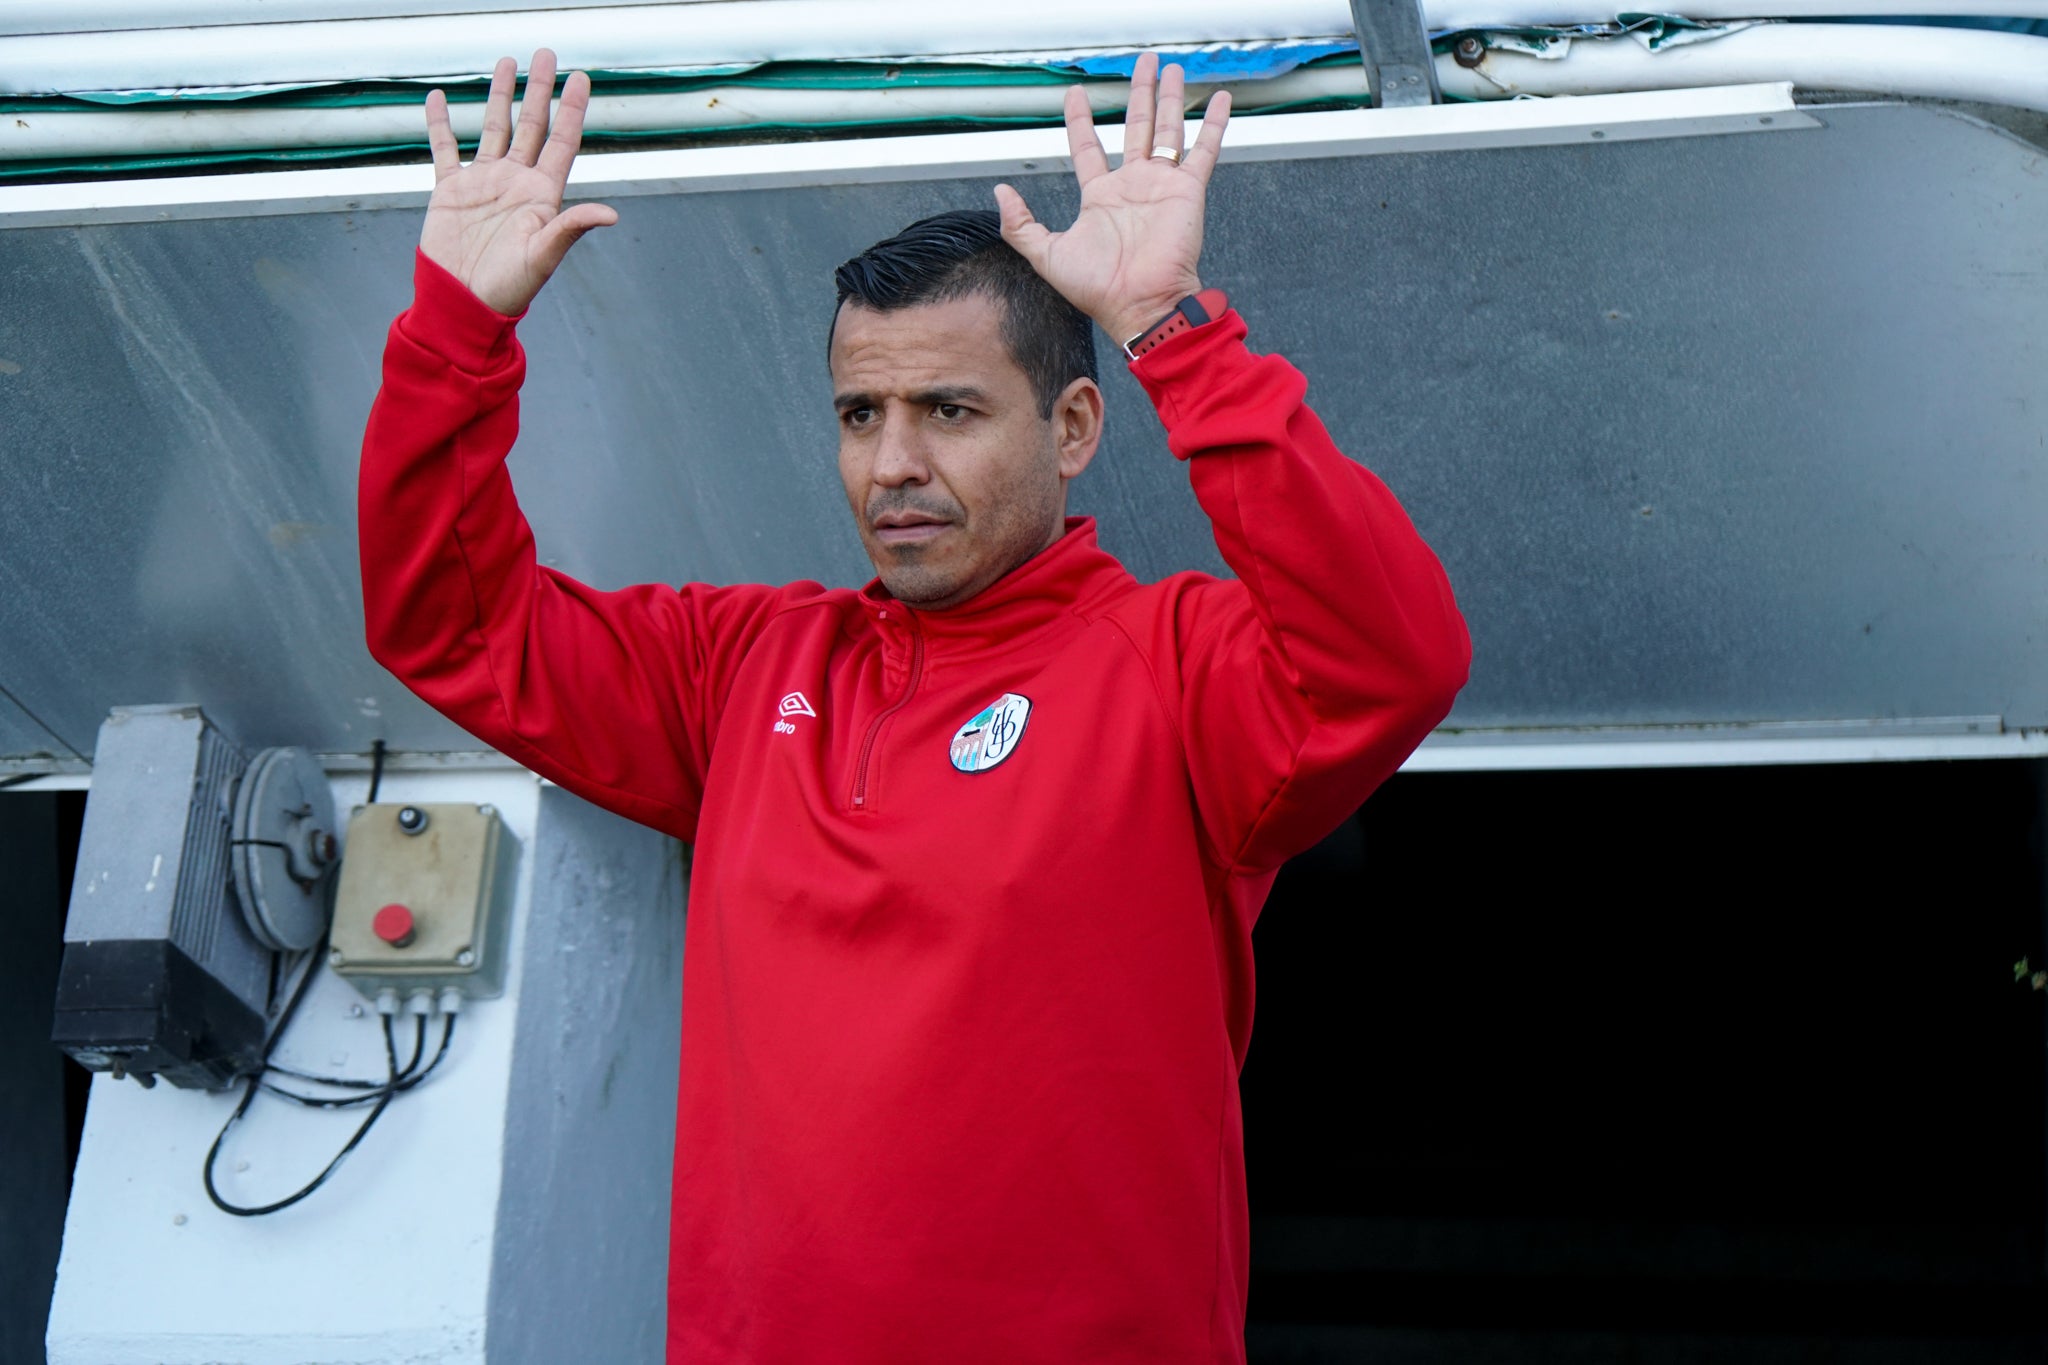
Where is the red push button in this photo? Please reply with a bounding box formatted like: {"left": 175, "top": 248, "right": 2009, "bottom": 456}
{"left": 373, "top": 903, "right": 417, "bottom": 948}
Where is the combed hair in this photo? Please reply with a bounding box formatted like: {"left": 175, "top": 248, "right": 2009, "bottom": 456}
{"left": 832, "top": 208, "right": 1097, "bottom": 419}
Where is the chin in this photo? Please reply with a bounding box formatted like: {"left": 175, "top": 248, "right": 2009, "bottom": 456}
{"left": 879, "top": 569, "right": 968, "bottom": 607}
{"left": 865, "top": 539, "right": 949, "bottom": 598}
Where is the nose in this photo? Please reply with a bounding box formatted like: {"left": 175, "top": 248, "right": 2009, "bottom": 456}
{"left": 869, "top": 404, "right": 932, "bottom": 489}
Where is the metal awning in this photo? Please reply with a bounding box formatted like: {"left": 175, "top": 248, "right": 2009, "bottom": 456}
{"left": 3, "top": 88, "right": 2045, "bottom": 771}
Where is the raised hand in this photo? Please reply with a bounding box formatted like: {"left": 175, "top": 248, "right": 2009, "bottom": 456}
{"left": 994, "top": 53, "right": 1231, "bottom": 348}
{"left": 419, "top": 49, "right": 617, "bottom": 316}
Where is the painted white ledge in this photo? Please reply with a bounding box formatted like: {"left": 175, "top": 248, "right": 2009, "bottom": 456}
{"left": 1405, "top": 719, "right": 2048, "bottom": 771}
{"left": 0, "top": 750, "right": 534, "bottom": 787}
{"left": 0, "top": 82, "right": 1807, "bottom": 229}
{"left": 45, "top": 771, "right": 685, "bottom": 1365}
{"left": 46, "top": 769, "right": 540, "bottom": 1365}
{"left": 19, "top": 722, "right": 2038, "bottom": 788}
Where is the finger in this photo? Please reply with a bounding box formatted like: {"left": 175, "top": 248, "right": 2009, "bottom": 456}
{"left": 1062, "top": 84, "right": 1110, "bottom": 186}
{"left": 475, "top": 56, "right": 517, "bottom": 161}
{"left": 1121, "top": 51, "right": 1157, "bottom": 167}
{"left": 536, "top": 69, "right": 594, "bottom": 183}
{"left": 993, "top": 184, "right": 1055, "bottom": 278}
{"left": 1155, "top": 62, "right": 1187, "bottom": 158}
{"left": 531, "top": 201, "right": 618, "bottom": 279}
{"left": 509, "top": 48, "right": 558, "bottom": 167}
{"left": 424, "top": 88, "right": 461, "bottom": 182}
{"left": 1181, "top": 89, "right": 1232, "bottom": 185}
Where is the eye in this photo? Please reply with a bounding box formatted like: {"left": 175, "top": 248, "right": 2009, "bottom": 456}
{"left": 933, "top": 403, "right": 967, "bottom": 421}
{"left": 841, "top": 406, "right": 876, "bottom": 428}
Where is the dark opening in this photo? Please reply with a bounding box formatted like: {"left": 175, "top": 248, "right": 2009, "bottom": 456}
{"left": 0, "top": 789, "right": 90, "bottom": 1365}
{"left": 1243, "top": 759, "right": 2048, "bottom": 1363}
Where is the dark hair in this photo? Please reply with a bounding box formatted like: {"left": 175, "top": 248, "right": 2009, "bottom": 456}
{"left": 832, "top": 208, "right": 1097, "bottom": 419}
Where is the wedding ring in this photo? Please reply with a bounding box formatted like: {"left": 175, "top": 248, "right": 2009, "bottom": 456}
{"left": 1149, "top": 145, "right": 1182, "bottom": 165}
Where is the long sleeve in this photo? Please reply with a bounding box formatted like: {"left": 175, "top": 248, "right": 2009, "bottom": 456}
{"left": 1128, "top": 310, "right": 1471, "bottom": 872}
{"left": 358, "top": 250, "right": 806, "bottom": 842}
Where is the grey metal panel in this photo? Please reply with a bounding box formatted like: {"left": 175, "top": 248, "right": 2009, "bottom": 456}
{"left": 1, "top": 101, "right": 2045, "bottom": 762}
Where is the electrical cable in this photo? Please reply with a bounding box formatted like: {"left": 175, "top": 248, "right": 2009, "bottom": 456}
{"left": 204, "top": 1012, "right": 400, "bottom": 1217}
{"left": 266, "top": 1014, "right": 425, "bottom": 1090}
{"left": 260, "top": 1015, "right": 457, "bottom": 1108}
{"left": 200, "top": 735, "right": 453, "bottom": 1216}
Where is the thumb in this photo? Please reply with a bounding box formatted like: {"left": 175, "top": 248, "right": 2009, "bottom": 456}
{"left": 532, "top": 200, "right": 618, "bottom": 277}
{"left": 993, "top": 183, "right": 1054, "bottom": 276}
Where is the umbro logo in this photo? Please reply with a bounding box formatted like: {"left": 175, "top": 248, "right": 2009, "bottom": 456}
{"left": 773, "top": 692, "right": 816, "bottom": 735}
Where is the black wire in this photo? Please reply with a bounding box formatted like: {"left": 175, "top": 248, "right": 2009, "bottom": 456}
{"left": 204, "top": 1014, "right": 400, "bottom": 1217}
{"left": 267, "top": 1015, "right": 426, "bottom": 1090}
{"left": 410, "top": 1012, "right": 457, "bottom": 1083}
{"left": 259, "top": 1015, "right": 456, "bottom": 1109}
{"left": 195, "top": 738, "right": 429, "bottom": 1215}
{"left": 264, "top": 943, "right": 328, "bottom": 1067}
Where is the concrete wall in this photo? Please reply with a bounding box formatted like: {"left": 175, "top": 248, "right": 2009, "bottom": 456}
{"left": 487, "top": 790, "right": 685, "bottom": 1364}
{"left": 0, "top": 793, "right": 72, "bottom": 1365}
{"left": 45, "top": 770, "right": 685, "bottom": 1364}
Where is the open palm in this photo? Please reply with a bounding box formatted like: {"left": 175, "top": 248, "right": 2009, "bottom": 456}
{"left": 419, "top": 49, "right": 616, "bottom": 316}
{"left": 996, "top": 55, "right": 1231, "bottom": 347}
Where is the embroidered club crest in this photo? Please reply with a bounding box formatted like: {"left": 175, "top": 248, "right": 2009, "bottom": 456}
{"left": 949, "top": 693, "right": 1031, "bottom": 774}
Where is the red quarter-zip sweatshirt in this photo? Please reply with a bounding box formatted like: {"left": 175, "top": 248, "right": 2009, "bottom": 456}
{"left": 360, "top": 250, "right": 1469, "bottom": 1363}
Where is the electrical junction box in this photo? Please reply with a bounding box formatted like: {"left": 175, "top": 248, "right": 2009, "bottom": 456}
{"left": 329, "top": 802, "right": 519, "bottom": 1005}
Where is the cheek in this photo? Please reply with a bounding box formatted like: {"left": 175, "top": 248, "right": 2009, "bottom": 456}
{"left": 977, "top": 431, "right": 1060, "bottom": 524}
{"left": 837, "top": 440, "right": 867, "bottom": 510}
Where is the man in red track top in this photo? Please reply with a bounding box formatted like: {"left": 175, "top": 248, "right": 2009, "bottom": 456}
{"left": 360, "top": 46, "right": 1469, "bottom": 1365}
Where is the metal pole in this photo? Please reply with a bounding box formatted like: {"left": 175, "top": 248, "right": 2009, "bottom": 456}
{"left": 1348, "top": 0, "right": 1443, "bottom": 107}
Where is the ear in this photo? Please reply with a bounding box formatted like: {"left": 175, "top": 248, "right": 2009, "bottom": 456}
{"left": 1052, "top": 377, "right": 1104, "bottom": 482}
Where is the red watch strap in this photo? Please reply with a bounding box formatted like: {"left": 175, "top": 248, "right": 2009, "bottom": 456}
{"left": 1122, "top": 287, "right": 1230, "bottom": 360}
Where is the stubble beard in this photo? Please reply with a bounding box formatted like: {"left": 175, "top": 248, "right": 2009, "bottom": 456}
{"left": 871, "top": 475, "right": 1061, "bottom": 610}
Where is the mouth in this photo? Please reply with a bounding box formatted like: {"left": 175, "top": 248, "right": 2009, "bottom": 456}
{"left": 872, "top": 512, "right": 952, "bottom": 546}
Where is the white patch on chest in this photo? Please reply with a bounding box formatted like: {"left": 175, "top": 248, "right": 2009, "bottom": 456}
{"left": 949, "top": 693, "right": 1032, "bottom": 774}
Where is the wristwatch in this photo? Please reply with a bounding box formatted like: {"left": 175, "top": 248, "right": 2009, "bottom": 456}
{"left": 1120, "top": 287, "right": 1231, "bottom": 361}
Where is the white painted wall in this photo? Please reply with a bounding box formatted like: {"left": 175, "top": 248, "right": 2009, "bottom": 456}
{"left": 46, "top": 769, "right": 684, "bottom": 1365}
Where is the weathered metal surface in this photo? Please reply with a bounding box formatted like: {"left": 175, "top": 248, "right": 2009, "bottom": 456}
{"left": 2, "top": 101, "right": 2045, "bottom": 763}
{"left": 1349, "top": 0, "right": 1442, "bottom": 106}
{"left": 0, "top": 689, "right": 81, "bottom": 769}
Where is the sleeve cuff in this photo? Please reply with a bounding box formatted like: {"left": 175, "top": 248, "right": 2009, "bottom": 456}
{"left": 1128, "top": 308, "right": 1258, "bottom": 458}
{"left": 400, "top": 248, "right": 527, "bottom": 374}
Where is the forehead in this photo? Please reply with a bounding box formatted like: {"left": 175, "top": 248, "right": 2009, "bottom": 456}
{"left": 828, "top": 293, "right": 1030, "bottom": 399}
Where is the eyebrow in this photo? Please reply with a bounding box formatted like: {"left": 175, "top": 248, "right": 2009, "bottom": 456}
{"left": 833, "top": 385, "right": 992, "bottom": 414}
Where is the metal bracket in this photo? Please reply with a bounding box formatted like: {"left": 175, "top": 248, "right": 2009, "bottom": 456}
{"left": 1349, "top": 0, "right": 1442, "bottom": 107}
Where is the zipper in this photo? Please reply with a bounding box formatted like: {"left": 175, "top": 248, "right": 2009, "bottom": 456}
{"left": 851, "top": 611, "right": 924, "bottom": 811}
